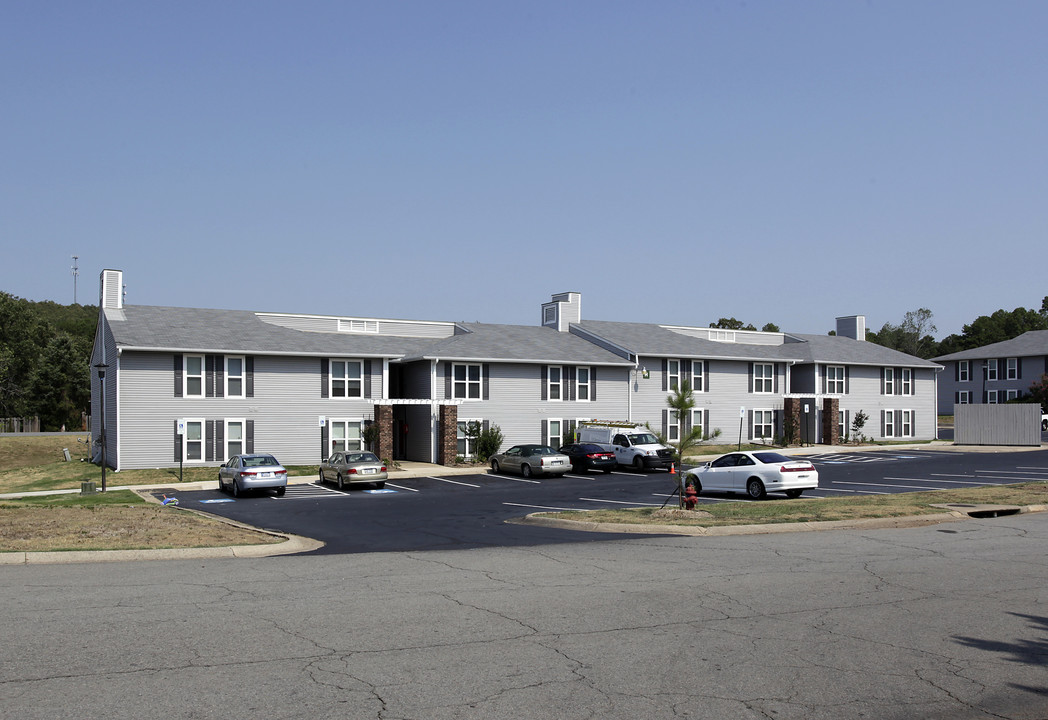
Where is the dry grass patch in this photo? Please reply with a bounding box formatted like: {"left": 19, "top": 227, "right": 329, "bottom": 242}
{"left": 540, "top": 483, "right": 1048, "bottom": 528}
{"left": 0, "top": 491, "right": 276, "bottom": 553}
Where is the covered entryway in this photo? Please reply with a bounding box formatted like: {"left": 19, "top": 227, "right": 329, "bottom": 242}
{"left": 371, "top": 400, "right": 462, "bottom": 466}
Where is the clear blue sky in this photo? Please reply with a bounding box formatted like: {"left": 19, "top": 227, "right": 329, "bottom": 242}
{"left": 3, "top": 1, "right": 1045, "bottom": 339}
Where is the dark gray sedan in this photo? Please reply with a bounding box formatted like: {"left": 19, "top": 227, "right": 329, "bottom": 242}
{"left": 218, "top": 454, "right": 287, "bottom": 497}
{"left": 319, "top": 451, "right": 388, "bottom": 490}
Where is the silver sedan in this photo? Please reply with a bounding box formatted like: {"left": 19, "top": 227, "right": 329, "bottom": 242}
{"left": 489, "top": 444, "right": 571, "bottom": 478}
{"left": 319, "top": 451, "right": 388, "bottom": 490}
{"left": 218, "top": 454, "right": 288, "bottom": 497}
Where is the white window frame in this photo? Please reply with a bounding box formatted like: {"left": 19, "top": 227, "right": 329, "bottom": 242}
{"left": 184, "top": 354, "right": 204, "bottom": 398}
{"left": 691, "top": 409, "right": 704, "bottom": 439}
{"left": 958, "top": 360, "right": 970, "bottom": 382}
{"left": 957, "top": 390, "right": 971, "bottom": 404}
{"left": 457, "top": 419, "right": 482, "bottom": 459}
{"left": 692, "top": 360, "right": 705, "bottom": 393}
{"left": 753, "top": 364, "right": 773, "bottom": 394}
{"left": 547, "top": 418, "right": 564, "bottom": 448}
{"left": 225, "top": 356, "right": 245, "bottom": 398}
{"left": 826, "top": 365, "right": 845, "bottom": 394}
{"left": 225, "top": 418, "right": 245, "bottom": 460}
{"left": 1007, "top": 357, "right": 1018, "bottom": 380}
{"left": 329, "top": 418, "right": 363, "bottom": 455}
{"left": 901, "top": 368, "right": 912, "bottom": 395}
{"left": 667, "top": 360, "right": 680, "bottom": 391}
{"left": 453, "top": 363, "right": 482, "bottom": 400}
{"left": 667, "top": 411, "right": 680, "bottom": 442}
{"left": 576, "top": 367, "right": 591, "bottom": 401}
{"left": 330, "top": 359, "right": 363, "bottom": 398}
{"left": 838, "top": 410, "right": 847, "bottom": 439}
{"left": 1006, "top": 389, "right": 1019, "bottom": 401}
{"left": 901, "top": 410, "right": 913, "bottom": 437}
{"left": 183, "top": 418, "right": 204, "bottom": 462}
{"left": 884, "top": 409, "right": 895, "bottom": 438}
{"left": 548, "top": 365, "right": 563, "bottom": 401}
{"left": 986, "top": 359, "right": 998, "bottom": 381}
{"left": 752, "top": 409, "right": 773, "bottom": 441}
{"left": 883, "top": 368, "right": 894, "bottom": 395}
{"left": 987, "top": 390, "right": 998, "bottom": 404}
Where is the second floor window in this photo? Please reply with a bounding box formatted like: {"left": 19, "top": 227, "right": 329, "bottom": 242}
{"left": 184, "top": 355, "right": 204, "bottom": 397}
{"left": 454, "top": 363, "right": 481, "bottom": 399}
{"left": 1007, "top": 357, "right": 1018, "bottom": 380}
{"left": 753, "top": 364, "right": 773, "bottom": 393}
{"left": 331, "top": 360, "right": 362, "bottom": 398}
{"left": 986, "top": 359, "right": 998, "bottom": 381}
{"left": 958, "top": 360, "right": 970, "bottom": 382}
{"left": 548, "top": 366, "right": 562, "bottom": 400}
{"left": 826, "top": 365, "right": 845, "bottom": 394}
{"left": 667, "top": 360, "right": 680, "bottom": 391}
{"left": 577, "top": 367, "right": 591, "bottom": 401}
{"left": 226, "top": 356, "right": 245, "bottom": 398}
{"left": 692, "top": 361, "right": 705, "bottom": 392}
{"left": 884, "top": 368, "right": 894, "bottom": 395}
{"left": 901, "top": 368, "right": 912, "bottom": 395}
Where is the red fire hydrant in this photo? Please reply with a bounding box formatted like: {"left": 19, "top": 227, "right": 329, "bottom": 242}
{"left": 683, "top": 484, "right": 699, "bottom": 510}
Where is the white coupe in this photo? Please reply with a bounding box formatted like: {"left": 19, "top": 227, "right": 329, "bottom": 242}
{"left": 683, "top": 451, "right": 819, "bottom": 500}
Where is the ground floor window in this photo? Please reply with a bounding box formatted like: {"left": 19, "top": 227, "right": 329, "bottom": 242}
{"left": 225, "top": 418, "right": 245, "bottom": 459}
{"left": 183, "top": 418, "right": 204, "bottom": 462}
{"left": 901, "top": 410, "right": 913, "bottom": 437}
{"left": 884, "top": 410, "right": 895, "bottom": 437}
{"left": 987, "top": 390, "right": 998, "bottom": 404}
{"left": 838, "top": 410, "right": 847, "bottom": 440}
{"left": 330, "top": 419, "right": 363, "bottom": 455}
{"left": 547, "top": 419, "right": 564, "bottom": 448}
{"left": 691, "top": 409, "right": 704, "bottom": 438}
{"left": 667, "top": 412, "right": 680, "bottom": 442}
{"left": 752, "top": 410, "right": 773, "bottom": 441}
{"left": 957, "top": 391, "right": 971, "bottom": 404}
{"left": 457, "top": 419, "right": 482, "bottom": 459}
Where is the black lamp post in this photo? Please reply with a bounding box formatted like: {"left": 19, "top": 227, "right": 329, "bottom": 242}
{"left": 94, "top": 362, "right": 109, "bottom": 491}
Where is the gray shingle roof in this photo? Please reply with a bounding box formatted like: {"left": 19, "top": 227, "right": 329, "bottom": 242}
{"left": 933, "top": 330, "right": 1048, "bottom": 362}
{"left": 402, "top": 323, "right": 633, "bottom": 365}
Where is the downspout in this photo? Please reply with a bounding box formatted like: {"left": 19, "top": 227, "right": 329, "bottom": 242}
{"left": 629, "top": 357, "right": 638, "bottom": 423}
{"left": 431, "top": 359, "right": 439, "bottom": 463}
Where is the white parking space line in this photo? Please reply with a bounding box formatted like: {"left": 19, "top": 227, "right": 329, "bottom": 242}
{"left": 489, "top": 473, "right": 542, "bottom": 484}
{"left": 614, "top": 471, "right": 649, "bottom": 477}
{"left": 931, "top": 474, "right": 1043, "bottom": 483}
{"left": 888, "top": 476, "right": 1010, "bottom": 486}
{"left": 503, "top": 502, "right": 582, "bottom": 511}
{"left": 818, "top": 487, "right": 889, "bottom": 494}
{"left": 430, "top": 476, "right": 481, "bottom": 487}
{"left": 1016, "top": 466, "right": 1048, "bottom": 471}
{"left": 984, "top": 469, "right": 1048, "bottom": 476}
{"left": 385, "top": 482, "right": 418, "bottom": 492}
{"left": 579, "top": 497, "right": 664, "bottom": 507}
{"left": 833, "top": 480, "right": 943, "bottom": 491}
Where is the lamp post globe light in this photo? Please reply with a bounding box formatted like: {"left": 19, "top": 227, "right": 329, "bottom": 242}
{"left": 94, "top": 362, "right": 109, "bottom": 491}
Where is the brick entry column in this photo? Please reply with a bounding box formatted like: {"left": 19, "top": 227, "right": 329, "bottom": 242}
{"left": 822, "top": 397, "right": 840, "bottom": 445}
{"left": 783, "top": 397, "right": 802, "bottom": 445}
{"left": 438, "top": 404, "right": 458, "bottom": 466}
{"left": 375, "top": 404, "right": 393, "bottom": 462}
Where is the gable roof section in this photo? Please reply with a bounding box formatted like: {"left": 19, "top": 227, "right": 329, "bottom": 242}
{"left": 933, "top": 330, "right": 1048, "bottom": 362}
{"left": 106, "top": 306, "right": 436, "bottom": 358}
{"left": 576, "top": 320, "right": 940, "bottom": 368}
{"left": 400, "top": 323, "right": 633, "bottom": 365}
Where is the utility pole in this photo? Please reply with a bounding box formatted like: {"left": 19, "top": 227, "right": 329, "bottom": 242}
{"left": 71, "top": 255, "right": 79, "bottom": 304}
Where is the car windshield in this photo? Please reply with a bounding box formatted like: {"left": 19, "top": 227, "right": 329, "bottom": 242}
{"left": 579, "top": 444, "right": 605, "bottom": 452}
{"left": 627, "top": 433, "right": 658, "bottom": 445}
{"left": 244, "top": 455, "right": 279, "bottom": 467}
{"left": 753, "top": 452, "right": 792, "bottom": 464}
{"left": 346, "top": 453, "right": 379, "bottom": 463}
{"left": 530, "top": 446, "right": 556, "bottom": 455}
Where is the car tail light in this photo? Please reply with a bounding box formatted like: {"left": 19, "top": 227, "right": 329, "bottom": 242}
{"left": 240, "top": 470, "right": 256, "bottom": 477}
{"left": 586, "top": 453, "right": 601, "bottom": 459}
{"left": 348, "top": 468, "right": 357, "bottom": 474}
{"left": 380, "top": 466, "right": 387, "bottom": 472}
{"left": 780, "top": 464, "right": 814, "bottom": 473}
{"left": 275, "top": 470, "right": 287, "bottom": 476}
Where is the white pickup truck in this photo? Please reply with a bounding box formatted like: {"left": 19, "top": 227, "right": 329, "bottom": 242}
{"left": 578, "top": 422, "right": 674, "bottom": 470}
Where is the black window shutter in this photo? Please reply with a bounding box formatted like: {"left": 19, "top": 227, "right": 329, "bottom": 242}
{"left": 774, "top": 364, "right": 780, "bottom": 394}
{"left": 895, "top": 410, "right": 902, "bottom": 435}
{"left": 590, "top": 366, "right": 597, "bottom": 401}
{"left": 174, "top": 355, "right": 183, "bottom": 397}
{"left": 682, "top": 360, "right": 692, "bottom": 389}
{"left": 541, "top": 419, "right": 548, "bottom": 445}
{"left": 821, "top": 365, "right": 826, "bottom": 394}
{"left": 246, "top": 420, "right": 254, "bottom": 454}
{"left": 565, "top": 419, "right": 576, "bottom": 445}
{"left": 567, "top": 366, "right": 576, "bottom": 401}
{"left": 1018, "top": 357, "right": 1023, "bottom": 379}
{"left": 747, "top": 410, "right": 753, "bottom": 440}
{"left": 845, "top": 366, "right": 850, "bottom": 394}
{"left": 174, "top": 420, "right": 181, "bottom": 461}
{"left": 205, "top": 421, "right": 215, "bottom": 462}
{"left": 320, "top": 424, "right": 328, "bottom": 460}
{"left": 364, "top": 359, "right": 372, "bottom": 399}
{"left": 896, "top": 368, "right": 902, "bottom": 395}
{"left": 955, "top": 363, "right": 960, "bottom": 382}
{"left": 954, "top": 392, "right": 959, "bottom": 404}
{"left": 445, "top": 363, "right": 452, "bottom": 399}
{"left": 246, "top": 356, "right": 254, "bottom": 397}
{"left": 483, "top": 364, "right": 490, "bottom": 400}
{"left": 912, "top": 411, "right": 916, "bottom": 436}
{"left": 541, "top": 366, "right": 548, "bottom": 400}
{"left": 748, "top": 363, "right": 754, "bottom": 393}
{"left": 880, "top": 369, "right": 886, "bottom": 395}
{"left": 321, "top": 358, "right": 329, "bottom": 398}
{"left": 662, "top": 359, "right": 668, "bottom": 392}
{"left": 205, "top": 356, "right": 215, "bottom": 398}
{"left": 216, "top": 421, "right": 224, "bottom": 460}
{"left": 215, "top": 355, "right": 224, "bottom": 397}
{"left": 704, "top": 362, "right": 710, "bottom": 393}
{"left": 482, "top": 420, "right": 490, "bottom": 433}
{"left": 662, "top": 408, "right": 668, "bottom": 436}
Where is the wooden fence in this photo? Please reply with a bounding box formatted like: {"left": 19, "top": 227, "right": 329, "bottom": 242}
{"left": 0, "top": 417, "right": 41, "bottom": 433}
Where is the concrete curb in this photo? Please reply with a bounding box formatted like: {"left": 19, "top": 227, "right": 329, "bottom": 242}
{"left": 515, "top": 504, "right": 1048, "bottom": 537}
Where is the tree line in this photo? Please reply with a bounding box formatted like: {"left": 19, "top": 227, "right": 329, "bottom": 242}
{"left": 0, "top": 292, "right": 96, "bottom": 431}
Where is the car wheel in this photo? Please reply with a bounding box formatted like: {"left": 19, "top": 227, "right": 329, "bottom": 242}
{"left": 373, "top": 482, "right": 385, "bottom": 490}
{"left": 1042, "top": 419, "right": 1047, "bottom": 431}
{"left": 232, "top": 479, "right": 241, "bottom": 498}
{"left": 217, "top": 475, "right": 224, "bottom": 493}
{"left": 491, "top": 459, "right": 500, "bottom": 473}
{"left": 521, "top": 464, "right": 533, "bottom": 478}
{"left": 633, "top": 455, "right": 645, "bottom": 471}
{"left": 276, "top": 486, "right": 286, "bottom": 497}
{"left": 746, "top": 478, "right": 767, "bottom": 500}
{"left": 785, "top": 489, "right": 803, "bottom": 499}
{"left": 337, "top": 474, "right": 345, "bottom": 491}
{"left": 319, "top": 469, "right": 326, "bottom": 485}
{"left": 603, "top": 468, "right": 613, "bottom": 474}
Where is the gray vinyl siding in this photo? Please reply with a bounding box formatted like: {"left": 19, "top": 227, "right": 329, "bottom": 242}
{"left": 438, "top": 361, "right": 630, "bottom": 450}
{"left": 936, "top": 356, "right": 1043, "bottom": 414}
{"left": 114, "top": 352, "right": 388, "bottom": 469}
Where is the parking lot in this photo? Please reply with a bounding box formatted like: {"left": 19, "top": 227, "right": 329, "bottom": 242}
{"left": 155, "top": 447, "right": 1048, "bottom": 554}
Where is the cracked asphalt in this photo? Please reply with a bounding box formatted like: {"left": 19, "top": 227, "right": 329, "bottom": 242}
{"left": 2, "top": 512, "right": 1047, "bottom": 719}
